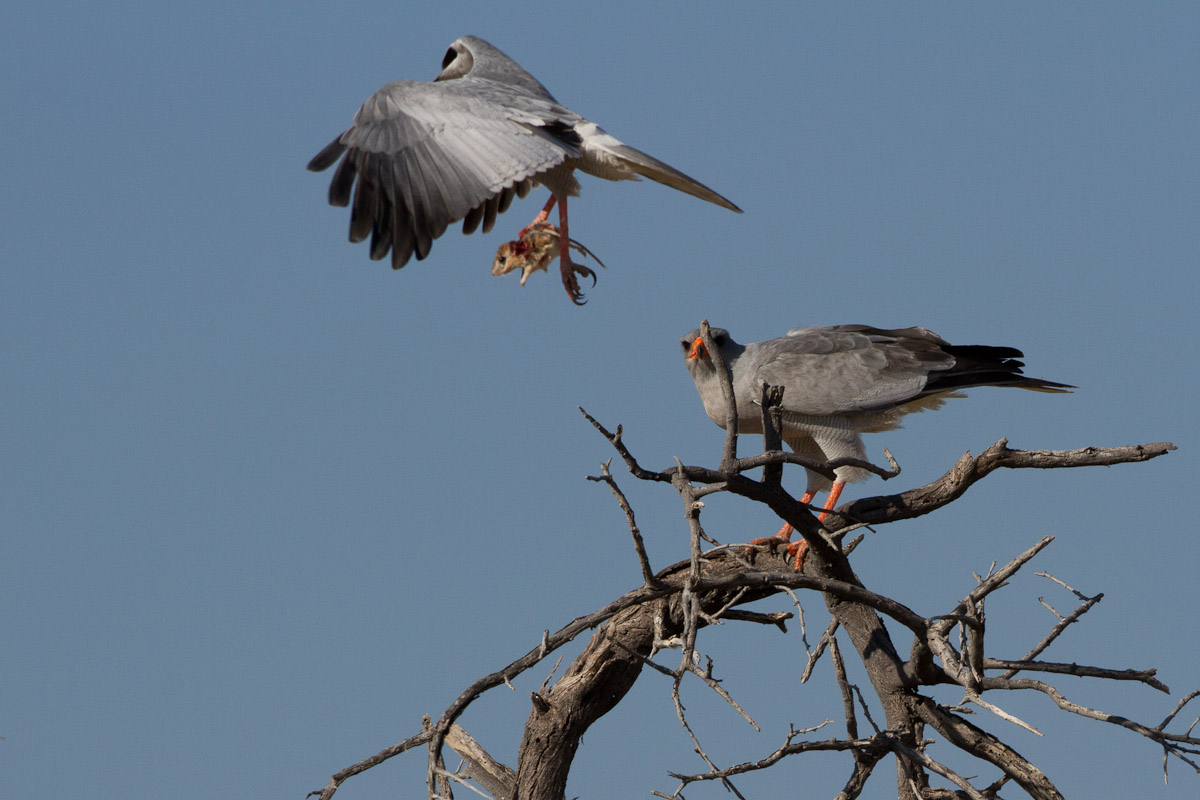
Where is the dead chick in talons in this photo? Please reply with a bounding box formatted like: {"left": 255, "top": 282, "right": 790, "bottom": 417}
{"left": 492, "top": 222, "right": 606, "bottom": 296}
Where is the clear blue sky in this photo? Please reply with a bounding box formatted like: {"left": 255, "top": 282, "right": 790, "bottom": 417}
{"left": 3, "top": 3, "right": 1197, "bottom": 798}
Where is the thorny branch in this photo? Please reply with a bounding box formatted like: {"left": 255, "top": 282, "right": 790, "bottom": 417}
{"left": 309, "top": 368, "right": 1182, "bottom": 800}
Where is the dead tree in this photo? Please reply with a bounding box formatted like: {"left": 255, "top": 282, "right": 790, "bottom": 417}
{"left": 308, "top": 324, "right": 1189, "bottom": 800}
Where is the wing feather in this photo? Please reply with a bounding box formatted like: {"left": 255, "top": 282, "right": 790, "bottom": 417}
{"left": 369, "top": 161, "right": 395, "bottom": 259}
{"left": 327, "top": 151, "right": 357, "bottom": 207}
{"left": 348, "top": 152, "right": 377, "bottom": 243}
{"left": 749, "top": 325, "right": 1070, "bottom": 416}
{"left": 312, "top": 79, "right": 580, "bottom": 267}
{"left": 750, "top": 327, "right": 947, "bottom": 415}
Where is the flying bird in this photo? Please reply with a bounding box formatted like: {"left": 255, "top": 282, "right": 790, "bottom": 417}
{"left": 308, "top": 35, "right": 742, "bottom": 303}
{"left": 681, "top": 324, "right": 1073, "bottom": 568}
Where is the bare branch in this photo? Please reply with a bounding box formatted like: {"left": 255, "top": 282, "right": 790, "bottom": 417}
{"left": 831, "top": 635, "right": 859, "bottom": 740}
{"left": 314, "top": 410, "right": 1179, "bottom": 800}
{"left": 884, "top": 731, "right": 990, "bottom": 800}
{"left": 669, "top": 640, "right": 748, "bottom": 800}
{"left": 964, "top": 688, "right": 1043, "bottom": 735}
{"left": 986, "top": 659, "right": 1168, "bottom": 692}
{"left": 834, "top": 744, "right": 890, "bottom": 800}
{"left": 1003, "top": 573, "right": 1104, "bottom": 679}
{"left": 839, "top": 439, "right": 1174, "bottom": 527}
{"left": 308, "top": 729, "right": 434, "bottom": 800}
{"left": 718, "top": 608, "right": 792, "bottom": 631}
{"left": 698, "top": 320, "right": 740, "bottom": 472}
{"left": 444, "top": 724, "right": 517, "bottom": 800}
{"left": 927, "top": 538, "right": 1055, "bottom": 689}
{"left": 851, "top": 684, "right": 883, "bottom": 735}
{"left": 1160, "top": 690, "right": 1200, "bottom": 731}
{"left": 538, "top": 656, "right": 563, "bottom": 695}
{"left": 988, "top": 678, "right": 1200, "bottom": 758}
{"left": 911, "top": 695, "right": 1064, "bottom": 800}
{"left": 758, "top": 381, "right": 785, "bottom": 488}
{"left": 577, "top": 407, "right": 670, "bottom": 482}
{"left": 801, "top": 616, "right": 840, "bottom": 683}
{"left": 669, "top": 724, "right": 878, "bottom": 789}
{"left": 587, "top": 459, "right": 660, "bottom": 587}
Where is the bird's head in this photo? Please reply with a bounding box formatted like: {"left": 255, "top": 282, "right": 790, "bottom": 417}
{"left": 436, "top": 38, "right": 475, "bottom": 82}
{"left": 434, "top": 36, "right": 558, "bottom": 102}
{"left": 680, "top": 326, "right": 732, "bottom": 374}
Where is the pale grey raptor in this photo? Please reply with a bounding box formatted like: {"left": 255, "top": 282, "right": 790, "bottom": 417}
{"left": 681, "top": 324, "right": 1073, "bottom": 567}
{"left": 308, "top": 35, "right": 742, "bottom": 303}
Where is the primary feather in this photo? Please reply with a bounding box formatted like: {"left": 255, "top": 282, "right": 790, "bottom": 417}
{"left": 309, "top": 35, "right": 741, "bottom": 274}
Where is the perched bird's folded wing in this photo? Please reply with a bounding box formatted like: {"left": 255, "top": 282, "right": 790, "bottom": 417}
{"left": 752, "top": 327, "right": 947, "bottom": 416}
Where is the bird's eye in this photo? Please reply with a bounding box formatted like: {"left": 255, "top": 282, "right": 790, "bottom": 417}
{"left": 442, "top": 47, "right": 457, "bottom": 70}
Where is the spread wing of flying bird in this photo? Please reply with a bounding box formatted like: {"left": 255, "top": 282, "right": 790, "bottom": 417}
{"left": 309, "top": 35, "right": 741, "bottom": 303}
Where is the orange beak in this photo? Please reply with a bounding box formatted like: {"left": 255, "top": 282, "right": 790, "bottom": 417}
{"left": 688, "top": 337, "right": 707, "bottom": 360}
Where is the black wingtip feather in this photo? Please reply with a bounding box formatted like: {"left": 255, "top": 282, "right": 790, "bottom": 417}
{"left": 349, "top": 162, "right": 377, "bottom": 244}
{"left": 391, "top": 214, "right": 414, "bottom": 269}
{"left": 481, "top": 193, "right": 500, "bottom": 234}
{"left": 461, "top": 204, "right": 483, "bottom": 235}
{"left": 328, "top": 156, "right": 357, "bottom": 207}
{"left": 308, "top": 137, "right": 347, "bottom": 172}
{"left": 369, "top": 195, "right": 393, "bottom": 260}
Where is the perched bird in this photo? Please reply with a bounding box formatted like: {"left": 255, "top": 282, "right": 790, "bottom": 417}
{"left": 491, "top": 222, "right": 605, "bottom": 287}
{"left": 680, "top": 324, "right": 1074, "bottom": 568}
{"left": 308, "top": 35, "right": 742, "bottom": 304}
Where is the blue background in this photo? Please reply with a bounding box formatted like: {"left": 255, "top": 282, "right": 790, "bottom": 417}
{"left": 3, "top": 3, "right": 1196, "bottom": 798}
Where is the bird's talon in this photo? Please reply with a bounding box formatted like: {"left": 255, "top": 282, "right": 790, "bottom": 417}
{"left": 560, "top": 253, "right": 597, "bottom": 304}
{"left": 785, "top": 540, "right": 809, "bottom": 572}
{"left": 742, "top": 533, "right": 806, "bottom": 571}
{"left": 563, "top": 272, "right": 587, "bottom": 305}
{"left": 745, "top": 533, "right": 788, "bottom": 559}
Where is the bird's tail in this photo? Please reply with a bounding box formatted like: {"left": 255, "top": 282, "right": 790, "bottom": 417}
{"left": 606, "top": 142, "right": 743, "bottom": 213}
{"left": 934, "top": 344, "right": 1075, "bottom": 394}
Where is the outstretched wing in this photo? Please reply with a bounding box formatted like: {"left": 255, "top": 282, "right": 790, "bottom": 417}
{"left": 308, "top": 79, "right": 583, "bottom": 268}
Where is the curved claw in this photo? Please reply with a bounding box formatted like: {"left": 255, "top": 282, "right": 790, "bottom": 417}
{"left": 562, "top": 265, "right": 585, "bottom": 305}
{"left": 495, "top": 222, "right": 604, "bottom": 304}
{"left": 566, "top": 238, "right": 606, "bottom": 269}
{"left": 785, "top": 539, "right": 809, "bottom": 572}
{"left": 746, "top": 528, "right": 808, "bottom": 572}
{"left": 562, "top": 259, "right": 597, "bottom": 305}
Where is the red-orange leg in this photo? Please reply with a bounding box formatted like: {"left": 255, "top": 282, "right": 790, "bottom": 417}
{"left": 755, "top": 482, "right": 845, "bottom": 571}
{"left": 556, "top": 194, "right": 571, "bottom": 268}
{"left": 749, "top": 490, "right": 814, "bottom": 566}
{"left": 551, "top": 196, "right": 595, "bottom": 304}
{"left": 519, "top": 195, "right": 558, "bottom": 236}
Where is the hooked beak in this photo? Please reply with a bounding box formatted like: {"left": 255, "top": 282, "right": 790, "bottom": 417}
{"left": 687, "top": 337, "right": 707, "bottom": 360}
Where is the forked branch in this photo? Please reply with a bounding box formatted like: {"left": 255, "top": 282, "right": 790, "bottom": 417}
{"left": 307, "top": 405, "right": 1180, "bottom": 800}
